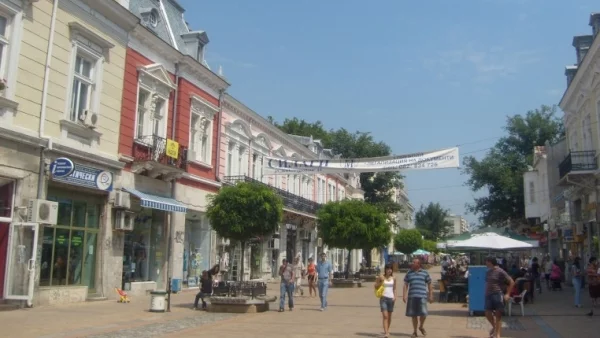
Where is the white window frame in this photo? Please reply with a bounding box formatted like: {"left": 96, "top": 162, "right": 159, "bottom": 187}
{"left": 61, "top": 22, "right": 115, "bottom": 142}
{"left": 133, "top": 64, "right": 176, "bottom": 144}
{"left": 0, "top": 1, "right": 23, "bottom": 105}
{"left": 226, "top": 142, "right": 235, "bottom": 177}
{"left": 68, "top": 51, "right": 97, "bottom": 122}
{"left": 188, "top": 95, "right": 218, "bottom": 166}
{"left": 0, "top": 178, "right": 15, "bottom": 223}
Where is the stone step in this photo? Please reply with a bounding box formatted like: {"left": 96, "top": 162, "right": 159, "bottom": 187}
{"left": 86, "top": 294, "right": 108, "bottom": 302}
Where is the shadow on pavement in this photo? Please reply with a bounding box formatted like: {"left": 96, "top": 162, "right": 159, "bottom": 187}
{"left": 354, "top": 332, "right": 413, "bottom": 337}
{"left": 427, "top": 309, "right": 469, "bottom": 317}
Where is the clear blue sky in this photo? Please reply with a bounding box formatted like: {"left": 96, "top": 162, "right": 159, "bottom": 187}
{"left": 179, "top": 0, "right": 596, "bottom": 227}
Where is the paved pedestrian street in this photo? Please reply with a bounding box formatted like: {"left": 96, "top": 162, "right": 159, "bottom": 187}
{"left": 0, "top": 268, "right": 598, "bottom": 337}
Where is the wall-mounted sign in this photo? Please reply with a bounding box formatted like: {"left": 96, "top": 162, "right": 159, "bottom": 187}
{"left": 50, "top": 158, "right": 113, "bottom": 191}
{"left": 166, "top": 139, "right": 179, "bottom": 159}
{"left": 563, "top": 229, "right": 574, "bottom": 242}
{"left": 49, "top": 157, "right": 74, "bottom": 178}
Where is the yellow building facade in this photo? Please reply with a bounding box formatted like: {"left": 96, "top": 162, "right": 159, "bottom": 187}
{"left": 0, "top": 0, "right": 138, "bottom": 306}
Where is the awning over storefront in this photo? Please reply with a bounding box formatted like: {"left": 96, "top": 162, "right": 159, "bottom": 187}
{"left": 124, "top": 187, "right": 187, "bottom": 213}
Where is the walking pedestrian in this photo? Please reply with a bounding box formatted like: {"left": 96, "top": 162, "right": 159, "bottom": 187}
{"left": 484, "top": 257, "right": 515, "bottom": 338}
{"left": 403, "top": 258, "right": 433, "bottom": 338}
{"left": 572, "top": 256, "right": 583, "bottom": 308}
{"left": 293, "top": 255, "right": 305, "bottom": 297}
{"left": 307, "top": 257, "right": 317, "bottom": 297}
{"left": 375, "top": 263, "right": 396, "bottom": 338}
{"left": 543, "top": 257, "right": 553, "bottom": 290}
{"left": 316, "top": 252, "right": 333, "bottom": 311}
{"left": 278, "top": 258, "right": 295, "bottom": 312}
{"left": 530, "top": 257, "right": 541, "bottom": 294}
{"left": 586, "top": 257, "right": 599, "bottom": 316}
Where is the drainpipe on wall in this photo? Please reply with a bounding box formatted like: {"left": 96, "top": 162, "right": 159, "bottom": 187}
{"left": 29, "top": 0, "right": 59, "bottom": 309}
{"left": 36, "top": 0, "right": 59, "bottom": 200}
{"left": 215, "top": 89, "right": 225, "bottom": 182}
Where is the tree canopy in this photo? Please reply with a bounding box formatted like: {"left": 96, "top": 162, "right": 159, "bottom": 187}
{"left": 270, "top": 117, "right": 403, "bottom": 216}
{"left": 415, "top": 202, "right": 453, "bottom": 240}
{"left": 206, "top": 181, "right": 284, "bottom": 242}
{"left": 394, "top": 229, "right": 423, "bottom": 255}
{"left": 462, "top": 105, "right": 564, "bottom": 226}
{"left": 317, "top": 199, "right": 391, "bottom": 251}
{"left": 422, "top": 239, "right": 440, "bottom": 254}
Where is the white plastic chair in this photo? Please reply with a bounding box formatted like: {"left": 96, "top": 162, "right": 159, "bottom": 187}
{"left": 508, "top": 289, "right": 527, "bottom": 317}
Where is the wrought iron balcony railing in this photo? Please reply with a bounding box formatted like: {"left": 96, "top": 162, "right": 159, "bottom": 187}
{"left": 223, "top": 175, "right": 322, "bottom": 215}
{"left": 558, "top": 150, "right": 597, "bottom": 179}
{"left": 133, "top": 135, "right": 187, "bottom": 170}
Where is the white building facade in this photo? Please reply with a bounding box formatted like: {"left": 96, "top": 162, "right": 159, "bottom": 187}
{"left": 559, "top": 12, "right": 600, "bottom": 260}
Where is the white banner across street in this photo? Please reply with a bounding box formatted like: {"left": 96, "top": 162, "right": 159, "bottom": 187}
{"left": 264, "top": 147, "right": 460, "bottom": 175}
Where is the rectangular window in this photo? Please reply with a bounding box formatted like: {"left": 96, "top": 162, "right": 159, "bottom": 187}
{"left": 238, "top": 147, "right": 246, "bottom": 176}
{"left": 122, "top": 209, "right": 167, "bottom": 289}
{"left": 529, "top": 181, "right": 535, "bottom": 204}
{"left": 152, "top": 97, "right": 165, "bottom": 137}
{"left": 41, "top": 193, "right": 101, "bottom": 289}
{"left": 69, "top": 54, "right": 95, "bottom": 122}
{"left": 136, "top": 90, "right": 149, "bottom": 139}
{"left": 190, "top": 113, "right": 211, "bottom": 164}
{"left": 226, "top": 143, "right": 233, "bottom": 176}
{"left": 0, "top": 12, "right": 10, "bottom": 89}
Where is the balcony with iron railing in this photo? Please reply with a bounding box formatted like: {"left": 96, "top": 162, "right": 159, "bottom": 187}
{"left": 558, "top": 150, "right": 597, "bottom": 179}
{"left": 131, "top": 135, "right": 188, "bottom": 177}
{"left": 223, "top": 175, "right": 322, "bottom": 215}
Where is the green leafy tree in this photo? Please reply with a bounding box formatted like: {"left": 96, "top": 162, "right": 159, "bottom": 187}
{"left": 462, "top": 105, "right": 564, "bottom": 226}
{"left": 415, "top": 202, "right": 453, "bottom": 240}
{"left": 206, "top": 182, "right": 284, "bottom": 280}
{"left": 317, "top": 199, "right": 391, "bottom": 271}
{"left": 422, "top": 239, "right": 440, "bottom": 254}
{"left": 394, "top": 229, "right": 423, "bottom": 256}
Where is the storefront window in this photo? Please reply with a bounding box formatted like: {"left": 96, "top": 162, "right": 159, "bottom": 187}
{"left": 183, "top": 217, "right": 210, "bottom": 285}
{"left": 122, "top": 209, "right": 166, "bottom": 289}
{"left": 40, "top": 192, "right": 101, "bottom": 289}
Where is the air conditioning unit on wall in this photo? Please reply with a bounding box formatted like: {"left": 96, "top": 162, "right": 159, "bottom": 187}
{"left": 114, "top": 210, "right": 134, "bottom": 231}
{"left": 113, "top": 191, "right": 131, "bottom": 209}
{"left": 27, "top": 199, "right": 58, "bottom": 225}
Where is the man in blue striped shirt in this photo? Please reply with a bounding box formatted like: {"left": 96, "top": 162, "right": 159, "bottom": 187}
{"left": 403, "top": 258, "right": 433, "bottom": 338}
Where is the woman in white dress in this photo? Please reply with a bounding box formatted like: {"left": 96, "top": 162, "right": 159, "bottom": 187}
{"left": 375, "top": 263, "right": 397, "bottom": 338}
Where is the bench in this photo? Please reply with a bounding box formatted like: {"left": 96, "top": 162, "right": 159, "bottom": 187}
{"left": 208, "top": 297, "right": 270, "bottom": 313}
{"left": 331, "top": 279, "right": 365, "bottom": 288}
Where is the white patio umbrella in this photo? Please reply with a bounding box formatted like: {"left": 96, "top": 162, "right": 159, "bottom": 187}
{"left": 446, "top": 232, "right": 533, "bottom": 250}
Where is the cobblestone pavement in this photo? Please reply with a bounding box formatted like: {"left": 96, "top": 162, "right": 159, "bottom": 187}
{"left": 1, "top": 266, "right": 599, "bottom": 337}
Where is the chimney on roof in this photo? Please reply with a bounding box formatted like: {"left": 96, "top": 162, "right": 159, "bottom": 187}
{"left": 573, "top": 35, "right": 593, "bottom": 64}
{"left": 590, "top": 13, "right": 600, "bottom": 37}
{"left": 565, "top": 65, "right": 578, "bottom": 87}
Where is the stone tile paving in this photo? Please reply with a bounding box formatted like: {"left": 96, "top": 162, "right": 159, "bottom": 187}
{"left": 86, "top": 313, "right": 239, "bottom": 338}
{"left": 466, "top": 316, "right": 525, "bottom": 331}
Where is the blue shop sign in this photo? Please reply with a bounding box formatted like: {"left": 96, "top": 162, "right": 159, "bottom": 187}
{"left": 50, "top": 158, "right": 113, "bottom": 191}
{"left": 49, "top": 157, "right": 74, "bottom": 178}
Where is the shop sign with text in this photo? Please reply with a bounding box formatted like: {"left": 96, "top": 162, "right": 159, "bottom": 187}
{"left": 50, "top": 157, "right": 113, "bottom": 191}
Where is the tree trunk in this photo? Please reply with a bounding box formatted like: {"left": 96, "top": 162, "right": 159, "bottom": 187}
{"left": 345, "top": 249, "right": 352, "bottom": 278}
{"left": 240, "top": 241, "right": 246, "bottom": 282}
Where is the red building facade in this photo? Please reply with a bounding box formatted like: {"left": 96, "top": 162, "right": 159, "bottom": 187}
{"left": 115, "top": 24, "right": 228, "bottom": 295}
